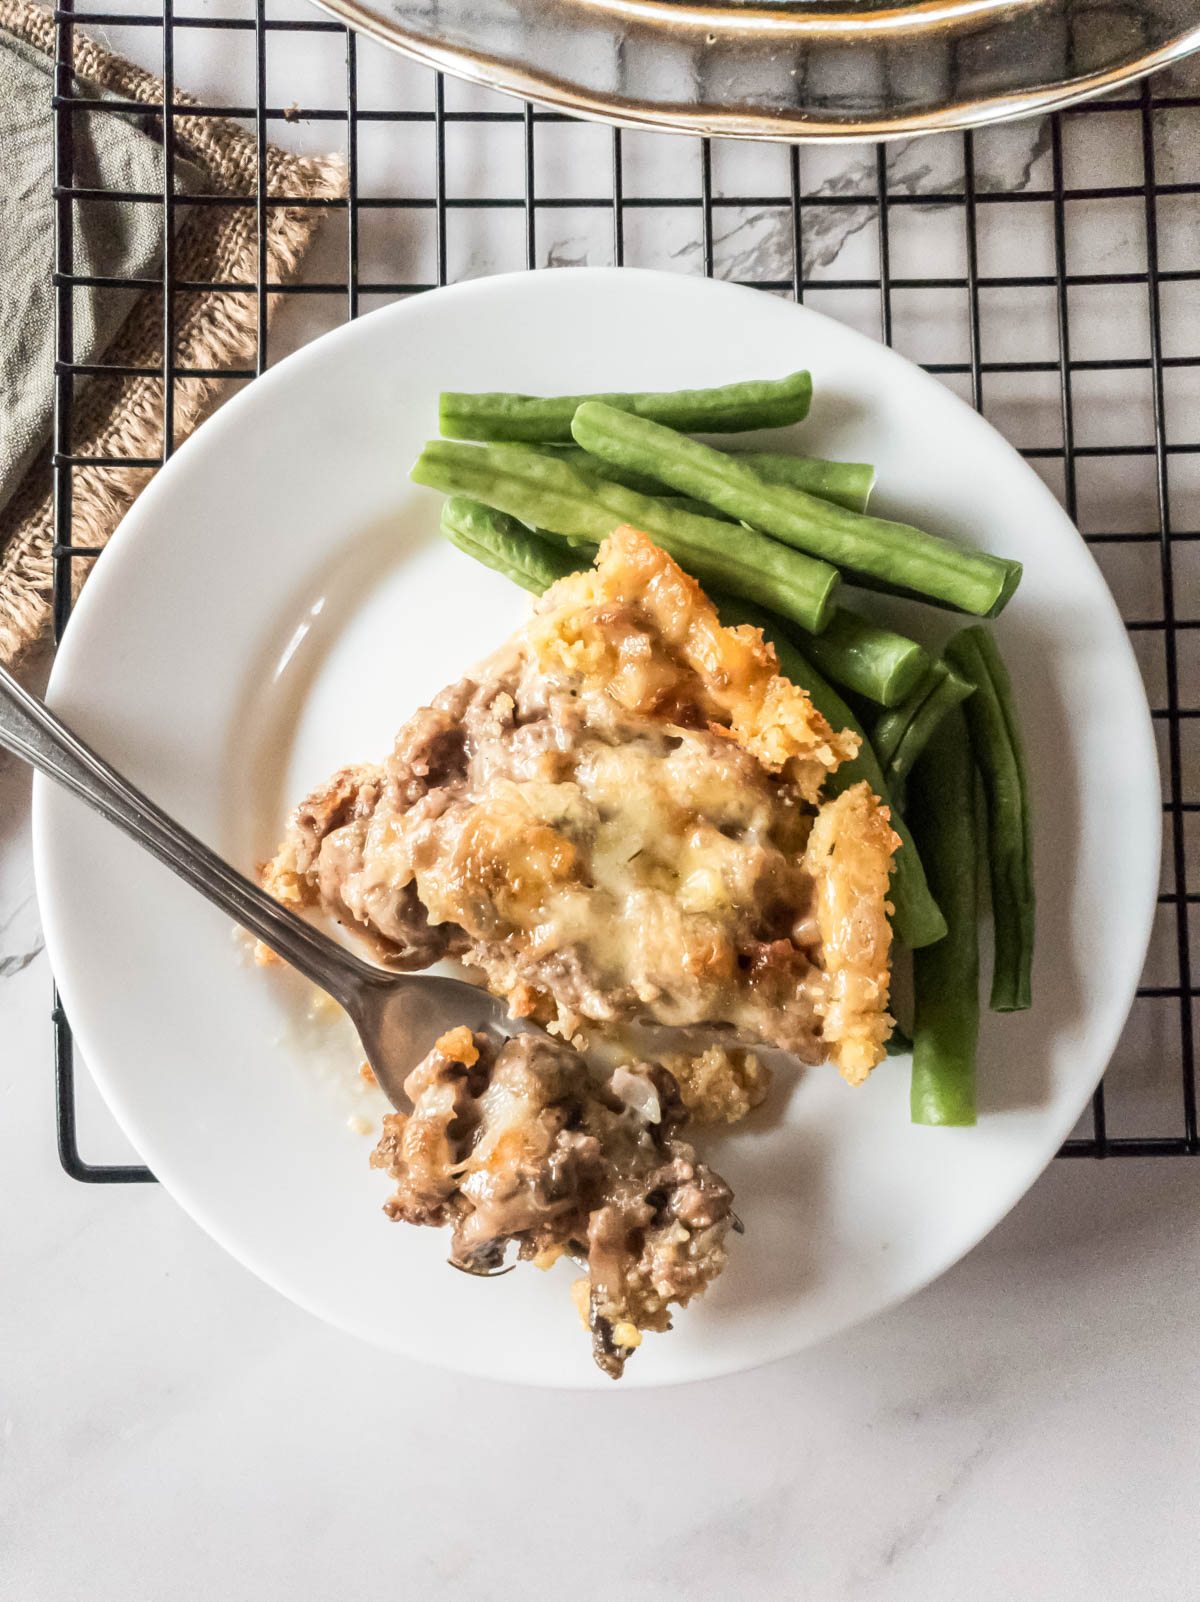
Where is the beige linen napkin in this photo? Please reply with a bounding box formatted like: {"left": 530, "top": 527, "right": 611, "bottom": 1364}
{"left": 0, "top": 0, "right": 347, "bottom": 664}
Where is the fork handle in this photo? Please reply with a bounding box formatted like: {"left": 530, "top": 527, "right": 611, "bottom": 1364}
{"left": 0, "top": 661, "right": 378, "bottom": 1011}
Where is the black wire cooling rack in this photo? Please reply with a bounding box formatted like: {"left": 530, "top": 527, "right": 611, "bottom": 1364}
{"left": 48, "top": 0, "right": 1200, "bottom": 1178}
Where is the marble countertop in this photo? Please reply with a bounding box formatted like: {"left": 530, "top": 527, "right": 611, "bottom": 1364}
{"left": 4, "top": 9, "right": 1199, "bottom": 1597}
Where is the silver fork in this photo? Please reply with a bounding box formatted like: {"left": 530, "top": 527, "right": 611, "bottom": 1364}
{"left": 0, "top": 662, "right": 538, "bottom": 1110}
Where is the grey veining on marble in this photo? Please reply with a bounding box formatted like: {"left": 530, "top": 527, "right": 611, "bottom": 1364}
{"left": 0, "top": 650, "right": 49, "bottom": 994}
{"left": 533, "top": 119, "right": 1049, "bottom": 279}
{"left": 0, "top": 765, "right": 42, "bottom": 987}
{"left": 0, "top": 897, "right": 42, "bottom": 978}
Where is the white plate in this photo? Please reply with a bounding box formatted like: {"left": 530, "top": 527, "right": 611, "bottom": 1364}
{"left": 34, "top": 268, "right": 1159, "bottom": 1389}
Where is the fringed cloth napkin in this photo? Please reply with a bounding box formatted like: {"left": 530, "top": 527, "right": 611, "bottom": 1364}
{"left": 0, "top": 0, "right": 346, "bottom": 664}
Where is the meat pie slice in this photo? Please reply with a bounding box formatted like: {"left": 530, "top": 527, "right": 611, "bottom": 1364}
{"left": 264, "top": 527, "right": 898, "bottom": 1081}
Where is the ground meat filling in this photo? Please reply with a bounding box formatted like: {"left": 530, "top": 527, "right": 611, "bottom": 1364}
{"left": 371, "top": 1027, "right": 733, "bottom": 1378}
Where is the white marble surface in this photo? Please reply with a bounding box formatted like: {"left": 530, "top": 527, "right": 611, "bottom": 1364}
{"left": 4, "top": 790, "right": 1200, "bottom": 1599}
{"left": 4, "top": 10, "right": 1200, "bottom": 1597}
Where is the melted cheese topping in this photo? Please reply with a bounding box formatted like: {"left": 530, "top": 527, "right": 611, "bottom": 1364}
{"left": 407, "top": 724, "right": 812, "bottom": 1033}
{"left": 266, "top": 528, "right": 898, "bottom": 1080}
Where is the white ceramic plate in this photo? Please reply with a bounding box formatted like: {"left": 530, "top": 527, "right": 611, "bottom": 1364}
{"left": 34, "top": 268, "right": 1159, "bottom": 1389}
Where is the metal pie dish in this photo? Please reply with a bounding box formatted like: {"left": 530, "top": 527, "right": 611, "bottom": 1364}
{"left": 314, "top": 0, "right": 1200, "bottom": 140}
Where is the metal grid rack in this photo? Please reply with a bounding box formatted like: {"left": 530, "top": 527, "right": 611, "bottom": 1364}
{"left": 49, "top": 0, "right": 1200, "bottom": 1179}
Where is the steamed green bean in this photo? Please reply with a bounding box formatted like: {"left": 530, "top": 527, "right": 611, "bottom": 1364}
{"left": 908, "top": 710, "right": 980, "bottom": 1126}
{"left": 571, "top": 401, "right": 1022, "bottom": 618}
{"left": 521, "top": 451, "right": 738, "bottom": 521}
{"left": 873, "top": 660, "right": 975, "bottom": 789}
{"left": 538, "top": 443, "right": 875, "bottom": 515}
{"left": 439, "top": 371, "right": 813, "bottom": 443}
{"left": 524, "top": 446, "right": 673, "bottom": 500}
{"left": 886, "top": 1025, "right": 914, "bottom": 1058}
{"left": 944, "top": 627, "right": 1034, "bottom": 1012}
{"left": 795, "top": 607, "right": 930, "bottom": 707}
{"left": 411, "top": 439, "right": 840, "bottom": 634}
{"left": 736, "top": 451, "right": 875, "bottom": 515}
{"left": 441, "top": 497, "right": 580, "bottom": 593}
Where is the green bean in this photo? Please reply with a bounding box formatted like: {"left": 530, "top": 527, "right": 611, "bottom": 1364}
{"left": 794, "top": 607, "right": 930, "bottom": 707}
{"left": 520, "top": 450, "right": 738, "bottom": 521}
{"left": 875, "top": 666, "right": 940, "bottom": 769}
{"left": 537, "top": 444, "right": 875, "bottom": 515}
{"left": 440, "top": 497, "right": 580, "bottom": 594}
{"left": 886, "top": 1025, "right": 914, "bottom": 1058}
{"left": 522, "top": 446, "right": 674, "bottom": 500}
{"left": 908, "top": 711, "right": 980, "bottom": 1126}
{"left": 439, "top": 371, "right": 813, "bottom": 443}
{"left": 944, "top": 627, "right": 1034, "bottom": 1012}
{"left": 735, "top": 452, "right": 875, "bottom": 515}
{"left": 661, "top": 495, "right": 737, "bottom": 522}
{"left": 411, "top": 440, "right": 840, "bottom": 634}
{"left": 716, "top": 598, "right": 948, "bottom": 951}
{"left": 571, "top": 401, "right": 1022, "bottom": 619}
{"left": 873, "top": 660, "right": 975, "bottom": 790}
